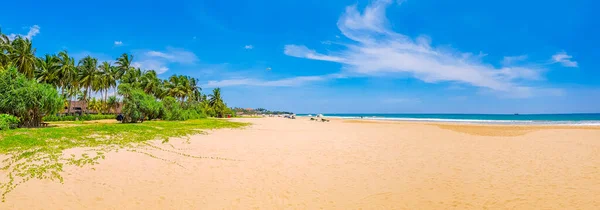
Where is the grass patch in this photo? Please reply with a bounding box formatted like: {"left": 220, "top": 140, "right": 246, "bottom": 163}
{"left": 0, "top": 119, "right": 248, "bottom": 201}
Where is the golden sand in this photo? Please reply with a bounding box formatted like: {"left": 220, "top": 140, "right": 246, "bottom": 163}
{"left": 3, "top": 118, "right": 600, "bottom": 209}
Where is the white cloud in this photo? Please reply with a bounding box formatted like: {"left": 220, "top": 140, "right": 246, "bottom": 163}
{"left": 244, "top": 45, "right": 254, "bottom": 49}
{"left": 132, "top": 60, "right": 170, "bottom": 74}
{"left": 283, "top": 0, "right": 555, "bottom": 97}
{"left": 551, "top": 51, "right": 578, "bottom": 67}
{"left": 114, "top": 41, "right": 123, "bottom": 46}
{"left": 284, "top": 45, "right": 345, "bottom": 62}
{"left": 7, "top": 25, "right": 40, "bottom": 40}
{"left": 502, "top": 55, "right": 527, "bottom": 66}
{"left": 131, "top": 47, "right": 198, "bottom": 75}
{"left": 203, "top": 75, "right": 328, "bottom": 88}
{"left": 144, "top": 47, "right": 198, "bottom": 64}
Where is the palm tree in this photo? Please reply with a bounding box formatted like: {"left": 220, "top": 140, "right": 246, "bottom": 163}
{"left": 121, "top": 67, "right": 142, "bottom": 86}
{"left": 115, "top": 53, "right": 132, "bottom": 77}
{"left": 209, "top": 88, "right": 226, "bottom": 117}
{"left": 35, "top": 54, "right": 60, "bottom": 86}
{"left": 89, "top": 98, "right": 102, "bottom": 114}
{"left": 165, "top": 75, "right": 189, "bottom": 102}
{"left": 99, "top": 61, "right": 115, "bottom": 106}
{"left": 188, "top": 77, "right": 202, "bottom": 102}
{"left": 58, "top": 50, "right": 78, "bottom": 96}
{"left": 141, "top": 70, "right": 162, "bottom": 96}
{"left": 107, "top": 96, "right": 120, "bottom": 114}
{"left": 78, "top": 56, "right": 98, "bottom": 114}
{"left": 8, "top": 37, "right": 37, "bottom": 78}
{"left": 0, "top": 28, "right": 12, "bottom": 67}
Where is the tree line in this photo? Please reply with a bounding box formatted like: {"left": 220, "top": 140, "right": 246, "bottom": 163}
{"left": 0, "top": 28, "right": 233, "bottom": 127}
{"left": 232, "top": 107, "right": 293, "bottom": 115}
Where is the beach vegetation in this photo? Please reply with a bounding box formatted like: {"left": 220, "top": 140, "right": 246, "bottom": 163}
{"left": 0, "top": 67, "right": 63, "bottom": 127}
{"left": 0, "top": 28, "right": 237, "bottom": 127}
{"left": 0, "top": 119, "right": 248, "bottom": 201}
{"left": 0, "top": 114, "right": 20, "bottom": 130}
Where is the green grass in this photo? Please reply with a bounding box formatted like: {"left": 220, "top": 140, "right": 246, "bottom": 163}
{"left": 0, "top": 119, "right": 248, "bottom": 201}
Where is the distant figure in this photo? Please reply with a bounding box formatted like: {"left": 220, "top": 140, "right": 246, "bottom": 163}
{"left": 116, "top": 114, "right": 124, "bottom": 122}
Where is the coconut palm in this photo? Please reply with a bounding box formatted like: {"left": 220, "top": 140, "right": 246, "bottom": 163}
{"left": 115, "top": 53, "right": 133, "bottom": 77}
{"left": 58, "top": 50, "right": 78, "bottom": 96}
{"left": 35, "top": 54, "right": 60, "bottom": 86}
{"left": 78, "top": 56, "right": 98, "bottom": 113}
{"left": 165, "top": 75, "right": 189, "bottom": 102}
{"left": 107, "top": 96, "right": 120, "bottom": 114}
{"left": 0, "top": 28, "right": 12, "bottom": 67}
{"left": 8, "top": 37, "right": 37, "bottom": 78}
{"left": 89, "top": 98, "right": 103, "bottom": 114}
{"left": 140, "top": 70, "right": 163, "bottom": 96}
{"left": 209, "top": 88, "right": 227, "bottom": 117}
{"left": 121, "top": 67, "right": 142, "bottom": 86}
{"left": 188, "top": 77, "right": 202, "bottom": 102}
{"left": 99, "top": 61, "right": 115, "bottom": 105}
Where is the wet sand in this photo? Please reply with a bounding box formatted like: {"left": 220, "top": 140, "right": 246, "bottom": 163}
{"left": 3, "top": 117, "right": 600, "bottom": 209}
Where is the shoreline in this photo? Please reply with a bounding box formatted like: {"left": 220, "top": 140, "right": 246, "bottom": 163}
{"left": 297, "top": 116, "right": 600, "bottom": 126}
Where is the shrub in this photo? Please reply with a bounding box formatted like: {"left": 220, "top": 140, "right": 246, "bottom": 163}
{"left": 162, "top": 97, "right": 184, "bottom": 121}
{"left": 118, "top": 84, "right": 162, "bottom": 123}
{"left": 0, "top": 68, "right": 63, "bottom": 127}
{"left": 0, "top": 114, "right": 20, "bottom": 130}
{"left": 42, "top": 114, "right": 115, "bottom": 122}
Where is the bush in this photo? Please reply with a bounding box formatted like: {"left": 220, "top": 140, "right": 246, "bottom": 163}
{"left": 0, "top": 114, "right": 20, "bottom": 130}
{"left": 0, "top": 68, "right": 63, "bottom": 127}
{"left": 118, "top": 84, "right": 162, "bottom": 123}
{"left": 162, "top": 97, "right": 184, "bottom": 121}
{"left": 42, "top": 114, "right": 115, "bottom": 122}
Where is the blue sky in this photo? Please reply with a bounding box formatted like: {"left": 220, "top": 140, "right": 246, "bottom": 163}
{"left": 2, "top": 0, "right": 599, "bottom": 114}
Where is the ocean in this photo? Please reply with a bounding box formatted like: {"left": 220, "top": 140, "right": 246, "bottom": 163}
{"left": 296, "top": 113, "right": 600, "bottom": 125}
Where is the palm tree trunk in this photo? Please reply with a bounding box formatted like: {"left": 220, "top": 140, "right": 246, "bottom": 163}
{"left": 104, "top": 88, "right": 108, "bottom": 113}
{"left": 84, "top": 87, "right": 90, "bottom": 114}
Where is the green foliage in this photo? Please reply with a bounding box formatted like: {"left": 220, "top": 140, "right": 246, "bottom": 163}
{"left": 0, "top": 119, "right": 248, "bottom": 201}
{"left": 0, "top": 114, "right": 20, "bottom": 130}
{"left": 162, "top": 96, "right": 184, "bottom": 120}
{"left": 209, "top": 88, "right": 230, "bottom": 118}
{"left": 233, "top": 107, "right": 293, "bottom": 115}
{"left": 42, "top": 114, "right": 115, "bottom": 122}
{"left": 1, "top": 28, "right": 236, "bottom": 123}
{"left": 0, "top": 68, "right": 63, "bottom": 127}
{"left": 118, "top": 84, "right": 162, "bottom": 123}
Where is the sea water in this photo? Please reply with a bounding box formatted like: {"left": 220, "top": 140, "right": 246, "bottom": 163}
{"left": 296, "top": 113, "right": 600, "bottom": 125}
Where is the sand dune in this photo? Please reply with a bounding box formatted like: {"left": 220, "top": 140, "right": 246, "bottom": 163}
{"left": 3, "top": 118, "right": 600, "bottom": 209}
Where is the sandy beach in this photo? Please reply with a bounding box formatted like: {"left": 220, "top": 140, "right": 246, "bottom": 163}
{"left": 2, "top": 117, "right": 600, "bottom": 209}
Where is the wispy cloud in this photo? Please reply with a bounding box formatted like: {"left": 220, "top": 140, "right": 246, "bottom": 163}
{"left": 551, "top": 51, "right": 578, "bottom": 67}
{"left": 133, "top": 47, "right": 199, "bottom": 74}
{"left": 284, "top": 45, "right": 345, "bottom": 62}
{"left": 502, "top": 55, "right": 527, "bottom": 66}
{"left": 283, "top": 0, "right": 561, "bottom": 97}
{"left": 244, "top": 45, "right": 254, "bottom": 50}
{"left": 132, "top": 60, "right": 170, "bottom": 74}
{"left": 203, "top": 75, "right": 332, "bottom": 88}
{"left": 143, "top": 47, "right": 198, "bottom": 64}
{"left": 114, "top": 41, "right": 123, "bottom": 46}
{"left": 7, "top": 25, "right": 40, "bottom": 40}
